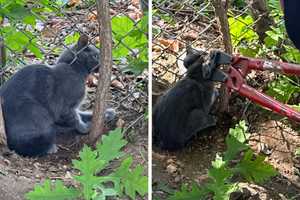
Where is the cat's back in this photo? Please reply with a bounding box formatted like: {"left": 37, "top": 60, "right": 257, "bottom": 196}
{"left": 0, "top": 64, "right": 55, "bottom": 98}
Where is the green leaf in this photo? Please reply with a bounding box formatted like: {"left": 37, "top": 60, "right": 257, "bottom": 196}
{"left": 206, "top": 155, "right": 239, "bottom": 200}
{"left": 206, "top": 181, "right": 239, "bottom": 200}
{"left": 228, "top": 120, "right": 249, "bottom": 143}
{"left": 23, "top": 15, "right": 36, "bottom": 25}
{"left": 113, "top": 157, "right": 148, "bottom": 199}
{"left": 209, "top": 155, "right": 232, "bottom": 183}
{"left": 234, "top": 150, "right": 278, "bottom": 183}
{"left": 28, "top": 44, "right": 43, "bottom": 59}
{"left": 224, "top": 120, "right": 249, "bottom": 161}
{"left": 93, "top": 176, "right": 121, "bottom": 200}
{"left": 25, "top": 180, "right": 80, "bottom": 200}
{"left": 224, "top": 135, "right": 248, "bottom": 161}
{"left": 167, "top": 183, "right": 208, "bottom": 200}
{"left": 72, "top": 145, "right": 106, "bottom": 200}
{"left": 64, "top": 32, "right": 80, "bottom": 45}
{"left": 112, "top": 16, "right": 135, "bottom": 40}
{"left": 295, "top": 148, "right": 300, "bottom": 156}
{"left": 267, "top": 75, "right": 300, "bottom": 103}
{"left": 96, "top": 128, "right": 127, "bottom": 163}
{"left": 228, "top": 15, "right": 258, "bottom": 46}
{"left": 73, "top": 145, "right": 106, "bottom": 174}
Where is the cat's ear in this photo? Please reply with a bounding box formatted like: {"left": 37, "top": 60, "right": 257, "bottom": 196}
{"left": 77, "top": 34, "right": 89, "bottom": 50}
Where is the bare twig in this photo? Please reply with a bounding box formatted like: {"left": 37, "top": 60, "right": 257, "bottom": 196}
{"left": 0, "top": 98, "right": 7, "bottom": 146}
{"left": 89, "top": 0, "right": 112, "bottom": 143}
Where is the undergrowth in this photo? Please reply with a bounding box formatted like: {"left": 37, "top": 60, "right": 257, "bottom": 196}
{"left": 25, "top": 128, "right": 148, "bottom": 200}
{"left": 0, "top": 0, "right": 148, "bottom": 75}
{"left": 168, "top": 121, "right": 278, "bottom": 200}
{"left": 228, "top": 0, "right": 300, "bottom": 112}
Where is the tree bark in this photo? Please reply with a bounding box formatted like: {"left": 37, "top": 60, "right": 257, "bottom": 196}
{"left": 89, "top": 0, "right": 112, "bottom": 143}
{"left": 0, "top": 18, "right": 6, "bottom": 69}
{"left": 247, "top": 0, "right": 274, "bottom": 43}
{"left": 212, "top": 0, "right": 232, "bottom": 112}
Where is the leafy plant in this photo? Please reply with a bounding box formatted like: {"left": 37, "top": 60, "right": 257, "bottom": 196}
{"left": 0, "top": 0, "right": 62, "bottom": 60}
{"left": 112, "top": 14, "right": 148, "bottom": 75}
{"left": 25, "top": 128, "right": 148, "bottom": 200}
{"left": 168, "top": 121, "right": 278, "bottom": 200}
{"left": 295, "top": 148, "right": 300, "bottom": 156}
{"left": 228, "top": 0, "right": 300, "bottom": 110}
{"left": 267, "top": 75, "right": 300, "bottom": 103}
{"left": 228, "top": 15, "right": 259, "bottom": 57}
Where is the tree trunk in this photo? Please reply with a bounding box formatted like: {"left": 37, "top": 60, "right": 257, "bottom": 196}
{"left": 0, "top": 18, "right": 6, "bottom": 69}
{"left": 247, "top": 0, "right": 274, "bottom": 43}
{"left": 89, "top": 0, "right": 112, "bottom": 143}
{"left": 212, "top": 0, "right": 232, "bottom": 112}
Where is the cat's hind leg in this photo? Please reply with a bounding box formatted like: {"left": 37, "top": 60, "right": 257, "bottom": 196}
{"left": 9, "top": 129, "right": 56, "bottom": 157}
{"left": 186, "top": 109, "right": 217, "bottom": 139}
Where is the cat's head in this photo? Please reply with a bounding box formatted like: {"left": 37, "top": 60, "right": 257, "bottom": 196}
{"left": 183, "top": 47, "right": 207, "bottom": 69}
{"left": 57, "top": 34, "right": 100, "bottom": 73}
{"left": 183, "top": 47, "right": 208, "bottom": 81}
{"left": 184, "top": 48, "right": 228, "bottom": 83}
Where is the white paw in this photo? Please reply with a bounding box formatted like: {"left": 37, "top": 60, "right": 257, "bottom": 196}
{"left": 77, "top": 121, "right": 91, "bottom": 134}
{"left": 47, "top": 144, "right": 58, "bottom": 154}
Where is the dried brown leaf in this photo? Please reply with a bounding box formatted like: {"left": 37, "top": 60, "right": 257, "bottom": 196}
{"left": 157, "top": 38, "right": 180, "bottom": 52}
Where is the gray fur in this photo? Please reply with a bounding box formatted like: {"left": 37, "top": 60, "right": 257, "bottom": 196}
{"left": 0, "top": 35, "right": 101, "bottom": 157}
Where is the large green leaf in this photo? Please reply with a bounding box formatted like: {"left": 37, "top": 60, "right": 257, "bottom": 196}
{"left": 96, "top": 128, "right": 127, "bottom": 163}
{"left": 234, "top": 150, "right": 278, "bottom": 183}
{"left": 113, "top": 157, "right": 148, "bottom": 199}
{"left": 167, "top": 183, "right": 207, "bottom": 200}
{"left": 25, "top": 180, "right": 80, "bottom": 200}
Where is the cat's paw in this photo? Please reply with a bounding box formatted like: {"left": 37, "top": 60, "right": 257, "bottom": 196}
{"left": 77, "top": 121, "right": 91, "bottom": 134}
{"left": 47, "top": 144, "right": 58, "bottom": 154}
{"left": 104, "top": 108, "right": 116, "bottom": 122}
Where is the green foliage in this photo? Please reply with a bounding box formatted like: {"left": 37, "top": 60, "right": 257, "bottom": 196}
{"left": 1, "top": 1, "right": 148, "bottom": 77}
{"left": 233, "top": 150, "right": 278, "bottom": 183}
{"left": 112, "top": 14, "right": 148, "bottom": 75}
{"left": 296, "top": 148, "right": 300, "bottom": 156}
{"left": 113, "top": 157, "right": 148, "bottom": 199}
{"left": 168, "top": 184, "right": 207, "bottom": 200}
{"left": 224, "top": 121, "right": 249, "bottom": 162}
{"left": 26, "top": 180, "right": 80, "bottom": 200}
{"left": 96, "top": 128, "right": 127, "bottom": 162}
{"left": 169, "top": 121, "right": 278, "bottom": 200}
{"left": 26, "top": 128, "right": 148, "bottom": 200}
{"left": 267, "top": 76, "right": 300, "bottom": 103}
{"left": 206, "top": 155, "right": 239, "bottom": 200}
{"left": 228, "top": 0, "right": 300, "bottom": 110}
{"left": 0, "top": 0, "right": 61, "bottom": 60}
{"left": 64, "top": 32, "right": 80, "bottom": 45}
{"left": 228, "top": 15, "right": 258, "bottom": 47}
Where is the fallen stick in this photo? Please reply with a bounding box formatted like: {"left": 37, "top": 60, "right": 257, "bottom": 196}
{"left": 0, "top": 98, "right": 7, "bottom": 146}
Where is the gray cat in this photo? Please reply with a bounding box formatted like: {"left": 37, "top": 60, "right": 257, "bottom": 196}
{"left": 153, "top": 48, "right": 218, "bottom": 150}
{"left": 0, "top": 34, "right": 111, "bottom": 157}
